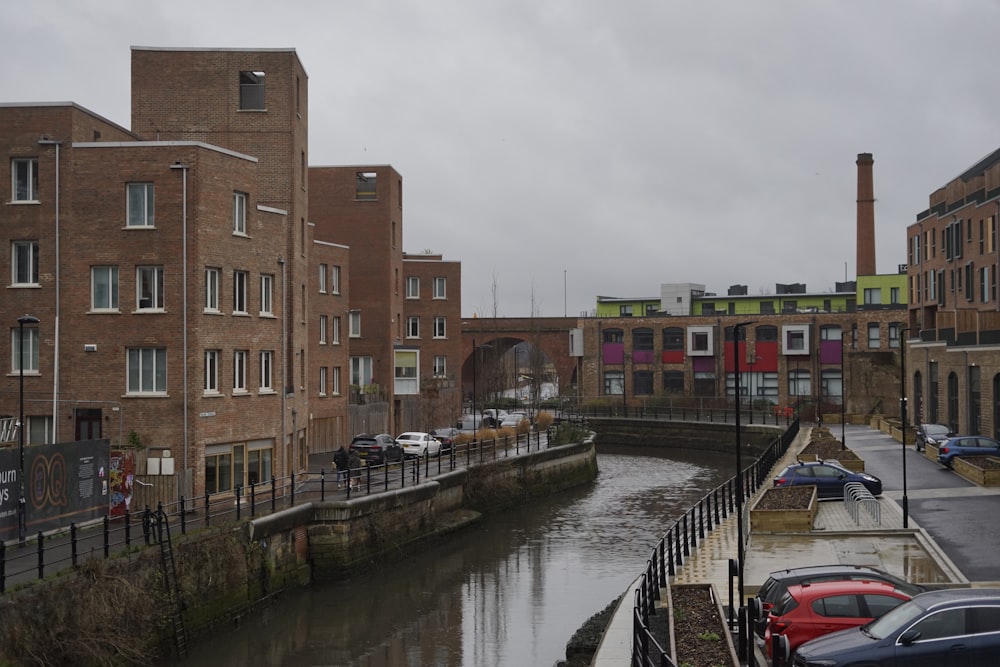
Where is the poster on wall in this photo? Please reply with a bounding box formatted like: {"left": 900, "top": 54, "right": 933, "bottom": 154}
{"left": 0, "top": 439, "right": 110, "bottom": 542}
{"left": 109, "top": 449, "right": 135, "bottom": 518}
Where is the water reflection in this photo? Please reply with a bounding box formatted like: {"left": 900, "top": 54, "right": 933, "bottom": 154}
{"left": 178, "top": 446, "right": 732, "bottom": 667}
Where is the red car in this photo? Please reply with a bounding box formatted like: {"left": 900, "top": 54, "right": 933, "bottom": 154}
{"left": 763, "top": 579, "right": 912, "bottom": 658}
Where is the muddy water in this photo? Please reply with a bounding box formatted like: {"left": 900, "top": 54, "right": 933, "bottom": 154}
{"left": 178, "top": 446, "right": 732, "bottom": 667}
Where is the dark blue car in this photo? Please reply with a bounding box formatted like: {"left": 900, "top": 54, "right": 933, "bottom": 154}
{"left": 791, "top": 588, "right": 1000, "bottom": 666}
{"left": 773, "top": 460, "right": 882, "bottom": 498}
{"left": 936, "top": 435, "right": 1000, "bottom": 468}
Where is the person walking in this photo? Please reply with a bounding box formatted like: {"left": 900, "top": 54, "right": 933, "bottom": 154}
{"left": 348, "top": 448, "right": 362, "bottom": 491}
{"left": 333, "top": 445, "right": 349, "bottom": 489}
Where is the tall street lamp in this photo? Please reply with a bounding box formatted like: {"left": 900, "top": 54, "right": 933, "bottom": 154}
{"left": 18, "top": 314, "right": 39, "bottom": 544}
{"left": 841, "top": 331, "right": 849, "bottom": 450}
{"left": 471, "top": 340, "right": 493, "bottom": 429}
{"left": 733, "top": 320, "right": 755, "bottom": 629}
{"left": 900, "top": 326, "right": 910, "bottom": 528}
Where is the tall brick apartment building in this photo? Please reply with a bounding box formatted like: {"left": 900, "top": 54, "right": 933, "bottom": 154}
{"left": 0, "top": 48, "right": 462, "bottom": 501}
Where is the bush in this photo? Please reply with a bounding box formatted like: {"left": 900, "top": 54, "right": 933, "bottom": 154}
{"left": 550, "top": 421, "right": 591, "bottom": 446}
{"left": 534, "top": 411, "right": 555, "bottom": 430}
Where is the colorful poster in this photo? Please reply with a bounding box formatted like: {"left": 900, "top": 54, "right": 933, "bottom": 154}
{"left": 109, "top": 449, "right": 135, "bottom": 518}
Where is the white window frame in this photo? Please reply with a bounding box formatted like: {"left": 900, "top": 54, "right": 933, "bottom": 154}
{"left": 12, "top": 158, "right": 38, "bottom": 202}
{"left": 126, "top": 183, "right": 154, "bottom": 227}
{"left": 205, "top": 268, "right": 220, "bottom": 312}
{"left": 319, "top": 315, "right": 328, "bottom": 344}
{"left": 11, "top": 326, "right": 39, "bottom": 373}
{"left": 433, "top": 316, "right": 446, "bottom": 339}
{"left": 318, "top": 264, "right": 327, "bottom": 293}
{"left": 406, "top": 276, "right": 420, "bottom": 299}
{"left": 350, "top": 356, "right": 373, "bottom": 386}
{"left": 349, "top": 311, "right": 361, "bottom": 338}
{"left": 233, "top": 191, "right": 247, "bottom": 235}
{"left": 259, "top": 351, "right": 274, "bottom": 392}
{"left": 406, "top": 315, "right": 420, "bottom": 339}
{"left": 233, "top": 350, "right": 248, "bottom": 392}
{"left": 433, "top": 355, "right": 447, "bottom": 378}
{"left": 260, "top": 274, "right": 274, "bottom": 316}
{"left": 433, "top": 277, "right": 446, "bottom": 299}
{"left": 319, "top": 366, "right": 328, "bottom": 396}
{"left": 868, "top": 323, "right": 881, "bottom": 349}
{"left": 781, "top": 324, "right": 810, "bottom": 355}
{"left": 12, "top": 240, "right": 39, "bottom": 286}
{"left": 331, "top": 315, "right": 341, "bottom": 344}
{"left": 332, "top": 366, "right": 341, "bottom": 395}
{"left": 91, "top": 266, "right": 119, "bottom": 311}
{"left": 331, "top": 265, "right": 341, "bottom": 294}
{"left": 204, "top": 350, "right": 220, "bottom": 394}
{"left": 126, "top": 347, "right": 166, "bottom": 395}
{"left": 233, "top": 270, "right": 248, "bottom": 314}
{"left": 136, "top": 266, "right": 164, "bottom": 310}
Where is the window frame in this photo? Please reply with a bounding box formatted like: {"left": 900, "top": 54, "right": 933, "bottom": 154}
{"left": 11, "top": 326, "right": 39, "bottom": 373}
{"left": 204, "top": 349, "right": 220, "bottom": 394}
{"left": 232, "top": 191, "right": 247, "bottom": 235}
{"left": 406, "top": 315, "right": 420, "bottom": 339}
{"left": 12, "top": 158, "right": 39, "bottom": 202}
{"left": 204, "top": 268, "right": 220, "bottom": 312}
{"left": 331, "top": 315, "right": 341, "bottom": 344}
{"left": 126, "top": 347, "right": 167, "bottom": 395}
{"left": 406, "top": 276, "right": 420, "bottom": 299}
{"left": 233, "top": 270, "right": 249, "bottom": 314}
{"left": 260, "top": 274, "right": 274, "bottom": 316}
{"left": 136, "top": 266, "right": 164, "bottom": 311}
{"left": 318, "top": 264, "right": 327, "bottom": 293}
{"left": 433, "top": 316, "right": 446, "bottom": 339}
{"left": 319, "top": 314, "right": 328, "bottom": 344}
{"left": 349, "top": 311, "right": 361, "bottom": 338}
{"left": 433, "top": 355, "right": 447, "bottom": 378}
{"left": 259, "top": 351, "right": 274, "bottom": 392}
{"left": 11, "top": 240, "right": 39, "bottom": 286}
{"left": 91, "top": 266, "right": 120, "bottom": 311}
{"left": 331, "top": 265, "right": 341, "bottom": 294}
{"left": 233, "top": 350, "right": 248, "bottom": 393}
{"left": 433, "top": 277, "right": 446, "bottom": 299}
{"left": 126, "top": 182, "right": 155, "bottom": 228}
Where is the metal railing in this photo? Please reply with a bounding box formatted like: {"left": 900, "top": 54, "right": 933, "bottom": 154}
{"left": 844, "top": 482, "right": 880, "bottom": 526}
{"left": 0, "top": 429, "right": 550, "bottom": 593}
{"left": 569, "top": 402, "right": 797, "bottom": 427}
{"left": 631, "top": 418, "right": 799, "bottom": 666}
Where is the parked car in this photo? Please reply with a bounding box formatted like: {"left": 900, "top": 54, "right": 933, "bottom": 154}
{"left": 499, "top": 412, "right": 529, "bottom": 429}
{"left": 397, "top": 431, "right": 442, "bottom": 458}
{"left": 914, "top": 423, "right": 954, "bottom": 452}
{"left": 430, "top": 427, "right": 460, "bottom": 454}
{"left": 773, "top": 461, "right": 883, "bottom": 498}
{"left": 790, "top": 588, "right": 1000, "bottom": 666}
{"left": 349, "top": 433, "right": 402, "bottom": 466}
{"left": 456, "top": 414, "right": 487, "bottom": 432}
{"left": 763, "top": 579, "right": 912, "bottom": 658}
{"left": 481, "top": 408, "right": 508, "bottom": 427}
{"left": 754, "top": 565, "right": 925, "bottom": 638}
{"left": 936, "top": 435, "right": 1000, "bottom": 468}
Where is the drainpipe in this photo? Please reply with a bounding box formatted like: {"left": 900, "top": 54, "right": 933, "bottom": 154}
{"left": 278, "top": 256, "right": 287, "bottom": 473}
{"left": 170, "top": 162, "right": 190, "bottom": 486}
{"left": 38, "top": 138, "right": 61, "bottom": 442}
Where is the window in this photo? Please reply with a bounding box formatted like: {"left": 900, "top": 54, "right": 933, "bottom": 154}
{"left": 318, "top": 264, "right": 327, "bottom": 293}
{"left": 663, "top": 327, "right": 684, "bottom": 350}
{"left": 205, "top": 446, "right": 233, "bottom": 494}
{"left": 785, "top": 330, "right": 805, "bottom": 352}
{"left": 820, "top": 325, "right": 842, "bottom": 340}
{"left": 233, "top": 192, "right": 247, "bottom": 234}
{"left": 692, "top": 332, "right": 709, "bottom": 352}
{"left": 27, "top": 416, "right": 53, "bottom": 445}
{"left": 788, "top": 369, "right": 811, "bottom": 396}
{"left": 633, "top": 328, "right": 654, "bottom": 351}
{"left": 319, "top": 366, "right": 328, "bottom": 395}
{"left": 888, "top": 322, "right": 901, "bottom": 349}
{"left": 868, "top": 323, "right": 881, "bottom": 349}
{"left": 136, "top": 266, "right": 164, "bottom": 310}
{"left": 332, "top": 366, "right": 341, "bottom": 395}
{"left": 406, "top": 276, "right": 420, "bottom": 298}
{"left": 633, "top": 370, "right": 654, "bottom": 395}
{"left": 331, "top": 315, "right": 341, "bottom": 344}
{"left": 12, "top": 241, "right": 39, "bottom": 285}
{"left": 259, "top": 351, "right": 273, "bottom": 392}
{"left": 350, "top": 356, "right": 373, "bottom": 386}
{"left": 433, "top": 355, "right": 447, "bottom": 377}
{"left": 331, "top": 265, "right": 341, "bottom": 294}
{"left": 126, "top": 183, "right": 154, "bottom": 227}
{"left": 204, "top": 350, "right": 220, "bottom": 393}
{"left": 12, "top": 158, "right": 38, "bottom": 201}
{"left": 11, "top": 326, "right": 39, "bottom": 372}
{"left": 91, "top": 266, "right": 119, "bottom": 310}
{"left": 756, "top": 325, "right": 778, "bottom": 342}
{"left": 260, "top": 274, "right": 273, "bottom": 315}
{"left": 864, "top": 288, "right": 881, "bottom": 305}
{"left": 205, "top": 268, "right": 220, "bottom": 311}
{"left": 394, "top": 350, "right": 418, "bottom": 395}
{"left": 811, "top": 595, "right": 861, "bottom": 618}
{"left": 760, "top": 301, "right": 775, "bottom": 314}
{"left": 406, "top": 316, "right": 419, "bottom": 338}
{"left": 433, "top": 316, "right": 446, "bottom": 338}
{"left": 356, "top": 171, "right": 376, "bottom": 200}
{"left": 620, "top": 304, "right": 633, "bottom": 317}
{"left": 127, "top": 348, "right": 166, "bottom": 394}
{"left": 700, "top": 303, "right": 716, "bottom": 315}
{"left": 233, "top": 270, "right": 248, "bottom": 314}
{"left": 604, "top": 370, "right": 624, "bottom": 395}
{"left": 233, "top": 350, "right": 248, "bottom": 392}
{"left": 319, "top": 315, "right": 328, "bottom": 344}
{"left": 239, "top": 71, "right": 265, "bottom": 110}
{"left": 890, "top": 287, "right": 900, "bottom": 304}
{"left": 663, "top": 371, "right": 684, "bottom": 392}
{"left": 433, "top": 277, "right": 446, "bottom": 299}
{"left": 349, "top": 311, "right": 361, "bottom": 338}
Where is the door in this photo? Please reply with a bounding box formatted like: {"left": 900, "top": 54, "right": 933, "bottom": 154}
{"left": 75, "top": 408, "right": 102, "bottom": 441}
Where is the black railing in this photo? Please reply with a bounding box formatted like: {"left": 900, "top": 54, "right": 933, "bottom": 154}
{"left": 0, "top": 429, "right": 550, "bottom": 593}
{"left": 569, "top": 403, "right": 796, "bottom": 426}
{"left": 631, "top": 418, "right": 799, "bottom": 666}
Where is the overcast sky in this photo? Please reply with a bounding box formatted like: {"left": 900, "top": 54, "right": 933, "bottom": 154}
{"left": 4, "top": 1, "right": 1000, "bottom": 318}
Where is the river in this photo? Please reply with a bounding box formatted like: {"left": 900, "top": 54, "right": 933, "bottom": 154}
{"left": 178, "top": 445, "right": 733, "bottom": 666}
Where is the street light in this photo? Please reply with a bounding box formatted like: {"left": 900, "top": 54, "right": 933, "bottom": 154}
{"left": 471, "top": 339, "right": 493, "bottom": 430}
{"left": 732, "top": 320, "right": 755, "bottom": 641}
{"left": 841, "top": 331, "right": 849, "bottom": 451}
{"left": 17, "top": 314, "right": 39, "bottom": 544}
{"left": 900, "top": 326, "right": 910, "bottom": 529}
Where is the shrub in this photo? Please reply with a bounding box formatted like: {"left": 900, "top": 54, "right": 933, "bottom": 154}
{"left": 534, "top": 411, "right": 554, "bottom": 430}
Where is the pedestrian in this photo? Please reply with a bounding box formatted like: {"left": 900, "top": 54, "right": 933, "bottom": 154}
{"left": 348, "top": 448, "right": 362, "bottom": 491}
{"left": 333, "top": 444, "right": 349, "bottom": 489}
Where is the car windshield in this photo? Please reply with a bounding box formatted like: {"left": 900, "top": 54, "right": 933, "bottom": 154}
{"left": 925, "top": 425, "right": 950, "bottom": 436}
{"left": 865, "top": 598, "right": 926, "bottom": 639}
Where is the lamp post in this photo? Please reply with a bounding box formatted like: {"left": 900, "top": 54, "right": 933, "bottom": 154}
{"left": 733, "top": 320, "right": 755, "bottom": 630}
{"left": 841, "top": 331, "right": 849, "bottom": 450}
{"left": 900, "top": 326, "right": 910, "bottom": 529}
{"left": 472, "top": 338, "right": 478, "bottom": 430}
{"left": 17, "top": 314, "right": 39, "bottom": 544}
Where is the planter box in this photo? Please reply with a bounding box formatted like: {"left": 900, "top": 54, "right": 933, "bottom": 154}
{"left": 667, "top": 583, "right": 740, "bottom": 667}
{"left": 925, "top": 443, "right": 939, "bottom": 461}
{"left": 750, "top": 485, "right": 818, "bottom": 532}
{"left": 801, "top": 453, "right": 865, "bottom": 472}
{"left": 953, "top": 456, "right": 1000, "bottom": 487}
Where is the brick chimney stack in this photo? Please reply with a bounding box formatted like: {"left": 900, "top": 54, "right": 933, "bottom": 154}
{"left": 856, "top": 153, "right": 876, "bottom": 277}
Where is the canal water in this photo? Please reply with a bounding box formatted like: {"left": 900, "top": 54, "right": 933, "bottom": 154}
{"left": 179, "top": 446, "right": 732, "bottom": 667}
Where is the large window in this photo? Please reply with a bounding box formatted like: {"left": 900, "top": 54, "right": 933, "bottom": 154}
{"left": 318, "top": 264, "right": 327, "bottom": 293}
{"left": 126, "top": 183, "right": 154, "bottom": 227}
{"left": 205, "top": 268, "right": 220, "bottom": 312}
{"left": 788, "top": 369, "right": 811, "bottom": 397}
{"left": 433, "top": 277, "right": 446, "bottom": 299}
{"left": 136, "top": 266, "right": 164, "bottom": 310}
{"left": 604, "top": 370, "right": 624, "bottom": 395}
{"left": 260, "top": 274, "right": 273, "bottom": 315}
{"left": 318, "top": 366, "right": 328, "bottom": 395}
{"left": 663, "top": 371, "right": 684, "bottom": 393}
{"left": 319, "top": 315, "right": 328, "bottom": 344}
{"left": 127, "top": 348, "right": 166, "bottom": 394}
{"left": 331, "top": 265, "right": 341, "bottom": 294}
{"left": 633, "top": 370, "right": 654, "bottom": 395}
{"left": 204, "top": 350, "right": 220, "bottom": 393}
{"left": 863, "top": 288, "right": 881, "bottom": 305}
{"left": 433, "top": 316, "right": 446, "bottom": 338}
{"left": 406, "top": 276, "right": 420, "bottom": 299}
{"left": 868, "top": 323, "right": 881, "bottom": 349}
{"left": 12, "top": 240, "right": 39, "bottom": 285}
{"left": 663, "top": 327, "right": 684, "bottom": 350}
{"left": 233, "top": 350, "right": 248, "bottom": 392}
{"left": 331, "top": 315, "right": 341, "bottom": 344}
{"left": 239, "top": 71, "right": 265, "bottom": 110}
{"left": 350, "top": 356, "right": 373, "bottom": 386}
{"left": 259, "top": 351, "right": 273, "bottom": 392}
{"left": 394, "top": 350, "right": 418, "bottom": 395}
{"left": 91, "top": 266, "right": 119, "bottom": 311}
{"left": 205, "top": 446, "right": 232, "bottom": 494}
{"left": 233, "top": 192, "right": 247, "bottom": 234}
{"left": 11, "top": 326, "right": 39, "bottom": 372}
{"left": 12, "top": 158, "right": 38, "bottom": 202}
{"left": 356, "top": 171, "right": 376, "bottom": 200}
{"left": 233, "top": 270, "right": 248, "bottom": 314}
